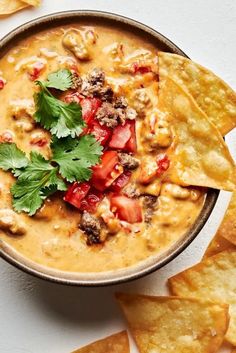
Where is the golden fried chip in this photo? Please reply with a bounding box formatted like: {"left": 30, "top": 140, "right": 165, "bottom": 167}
{"left": 159, "top": 52, "right": 236, "bottom": 135}
{"left": 22, "top": 0, "right": 41, "bottom": 5}
{"left": 71, "top": 331, "right": 129, "bottom": 353}
{"left": 204, "top": 191, "right": 236, "bottom": 258}
{"left": 0, "top": 0, "right": 29, "bottom": 15}
{"left": 116, "top": 293, "right": 229, "bottom": 353}
{"left": 204, "top": 231, "right": 235, "bottom": 258}
{"left": 159, "top": 78, "right": 236, "bottom": 191}
{"left": 214, "top": 191, "right": 236, "bottom": 246}
{"left": 169, "top": 250, "right": 236, "bottom": 345}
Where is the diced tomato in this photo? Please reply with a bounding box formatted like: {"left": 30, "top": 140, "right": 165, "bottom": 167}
{"left": 110, "top": 195, "right": 143, "bottom": 223}
{"left": 64, "top": 182, "right": 90, "bottom": 209}
{"left": 80, "top": 189, "right": 103, "bottom": 213}
{"left": 109, "top": 120, "right": 137, "bottom": 152}
{"left": 132, "top": 62, "right": 151, "bottom": 74}
{"left": 109, "top": 121, "right": 132, "bottom": 149}
{"left": 0, "top": 78, "right": 5, "bottom": 90}
{"left": 156, "top": 154, "right": 170, "bottom": 176}
{"left": 80, "top": 97, "right": 102, "bottom": 124}
{"left": 91, "top": 151, "right": 123, "bottom": 191}
{"left": 125, "top": 120, "right": 137, "bottom": 153}
{"left": 110, "top": 171, "right": 131, "bottom": 192}
{"left": 88, "top": 121, "right": 111, "bottom": 146}
{"left": 29, "top": 62, "right": 45, "bottom": 81}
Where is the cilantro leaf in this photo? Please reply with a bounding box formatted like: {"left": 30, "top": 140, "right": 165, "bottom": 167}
{"left": 50, "top": 101, "right": 85, "bottom": 138}
{"left": 34, "top": 81, "right": 84, "bottom": 138}
{"left": 0, "top": 143, "right": 28, "bottom": 171}
{"left": 51, "top": 135, "right": 103, "bottom": 183}
{"left": 11, "top": 180, "right": 48, "bottom": 216}
{"left": 34, "top": 84, "right": 60, "bottom": 129}
{"left": 44, "top": 69, "right": 73, "bottom": 91}
{"left": 11, "top": 152, "right": 66, "bottom": 215}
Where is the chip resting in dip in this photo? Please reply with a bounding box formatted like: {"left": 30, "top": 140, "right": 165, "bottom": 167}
{"left": 0, "top": 23, "right": 235, "bottom": 274}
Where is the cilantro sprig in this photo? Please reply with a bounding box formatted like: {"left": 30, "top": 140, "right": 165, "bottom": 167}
{"left": 52, "top": 135, "right": 103, "bottom": 183}
{"left": 0, "top": 143, "right": 28, "bottom": 172}
{"left": 34, "top": 70, "right": 85, "bottom": 138}
{"left": 44, "top": 69, "right": 73, "bottom": 91}
{"left": 11, "top": 152, "right": 67, "bottom": 216}
{"left": 0, "top": 69, "right": 103, "bottom": 215}
{"left": 0, "top": 137, "right": 102, "bottom": 215}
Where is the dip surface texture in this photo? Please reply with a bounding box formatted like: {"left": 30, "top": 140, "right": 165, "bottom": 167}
{"left": 0, "top": 24, "right": 205, "bottom": 272}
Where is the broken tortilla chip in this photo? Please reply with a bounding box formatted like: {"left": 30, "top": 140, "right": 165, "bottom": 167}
{"left": 169, "top": 250, "right": 236, "bottom": 345}
{"left": 0, "top": 0, "right": 40, "bottom": 16}
{"left": 159, "top": 52, "right": 236, "bottom": 136}
{"left": 159, "top": 78, "right": 236, "bottom": 191}
{"left": 116, "top": 292, "right": 229, "bottom": 353}
{"left": 204, "top": 191, "right": 236, "bottom": 258}
{"left": 0, "top": 0, "right": 28, "bottom": 15}
{"left": 22, "top": 0, "right": 40, "bottom": 5}
{"left": 71, "top": 331, "right": 129, "bottom": 353}
{"left": 214, "top": 191, "right": 236, "bottom": 246}
{"left": 203, "top": 231, "right": 235, "bottom": 258}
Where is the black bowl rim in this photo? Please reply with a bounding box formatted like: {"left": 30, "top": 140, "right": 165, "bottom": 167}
{"left": 0, "top": 10, "right": 219, "bottom": 286}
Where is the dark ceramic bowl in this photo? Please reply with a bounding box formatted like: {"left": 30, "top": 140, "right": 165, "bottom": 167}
{"left": 0, "top": 10, "right": 219, "bottom": 286}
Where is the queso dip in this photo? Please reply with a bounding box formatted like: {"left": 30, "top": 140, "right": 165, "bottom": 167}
{"left": 0, "top": 24, "right": 205, "bottom": 272}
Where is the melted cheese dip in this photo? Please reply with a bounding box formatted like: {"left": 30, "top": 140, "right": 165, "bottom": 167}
{"left": 0, "top": 24, "right": 205, "bottom": 272}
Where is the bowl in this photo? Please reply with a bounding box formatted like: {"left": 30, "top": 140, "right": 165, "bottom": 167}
{"left": 0, "top": 10, "right": 219, "bottom": 286}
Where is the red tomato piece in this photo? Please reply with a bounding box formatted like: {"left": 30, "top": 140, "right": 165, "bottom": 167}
{"left": 80, "top": 97, "right": 102, "bottom": 124}
{"left": 29, "top": 62, "right": 45, "bottom": 81}
{"left": 80, "top": 189, "right": 103, "bottom": 213}
{"left": 110, "top": 195, "right": 143, "bottom": 223}
{"left": 156, "top": 154, "right": 170, "bottom": 176}
{"left": 0, "top": 78, "right": 5, "bottom": 90}
{"left": 110, "top": 171, "right": 131, "bottom": 192}
{"left": 91, "top": 151, "right": 123, "bottom": 191}
{"left": 109, "top": 121, "right": 132, "bottom": 149}
{"left": 132, "top": 62, "right": 151, "bottom": 74}
{"left": 125, "top": 120, "right": 137, "bottom": 153}
{"left": 64, "top": 182, "right": 90, "bottom": 209}
{"left": 88, "top": 121, "right": 111, "bottom": 146}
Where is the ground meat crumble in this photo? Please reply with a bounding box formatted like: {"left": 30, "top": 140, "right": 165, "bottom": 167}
{"left": 79, "top": 211, "right": 101, "bottom": 245}
{"left": 72, "top": 68, "right": 137, "bottom": 127}
{"left": 118, "top": 152, "right": 140, "bottom": 170}
{"left": 142, "top": 195, "right": 157, "bottom": 223}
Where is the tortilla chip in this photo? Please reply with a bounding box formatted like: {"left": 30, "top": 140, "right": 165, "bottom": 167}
{"left": 0, "top": 0, "right": 40, "bottom": 16}
{"left": 0, "top": 0, "right": 29, "bottom": 15}
{"left": 158, "top": 78, "right": 236, "bottom": 191}
{"left": 22, "top": 0, "right": 41, "bottom": 5}
{"left": 214, "top": 191, "right": 236, "bottom": 246}
{"left": 159, "top": 52, "right": 236, "bottom": 136}
{"left": 204, "top": 231, "right": 235, "bottom": 258}
{"left": 71, "top": 331, "right": 129, "bottom": 353}
{"left": 204, "top": 191, "right": 236, "bottom": 258}
{"left": 169, "top": 250, "right": 236, "bottom": 345}
{"left": 116, "top": 293, "right": 229, "bottom": 353}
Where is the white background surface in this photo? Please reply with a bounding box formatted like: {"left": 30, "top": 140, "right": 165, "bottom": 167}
{"left": 0, "top": 1, "right": 236, "bottom": 352}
